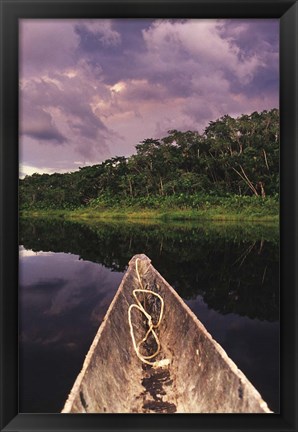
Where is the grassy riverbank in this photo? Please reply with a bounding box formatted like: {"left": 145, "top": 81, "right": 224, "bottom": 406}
{"left": 20, "top": 195, "right": 279, "bottom": 222}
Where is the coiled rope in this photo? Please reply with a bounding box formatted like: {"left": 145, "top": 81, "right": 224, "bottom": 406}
{"left": 128, "top": 258, "right": 169, "bottom": 368}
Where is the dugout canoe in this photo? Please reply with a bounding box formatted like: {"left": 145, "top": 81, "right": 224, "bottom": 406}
{"left": 62, "top": 254, "right": 272, "bottom": 414}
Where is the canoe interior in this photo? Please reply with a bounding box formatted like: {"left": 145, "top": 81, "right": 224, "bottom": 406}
{"left": 62, "top": 254, "right": 271, "bottom": 414}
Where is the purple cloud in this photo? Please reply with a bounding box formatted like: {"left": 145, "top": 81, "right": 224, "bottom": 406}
{"left": 19, "top": 18, "right": 279, "bottom": 176}
{"left": 20, "top": 102, "right": 67, "bottom": 144}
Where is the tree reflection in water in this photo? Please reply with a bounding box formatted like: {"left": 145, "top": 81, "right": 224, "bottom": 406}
{"left": 20, "top": 217, "right": 279, "bottom": 321}
{"left": 19, "top": 217, "right": 279, "bottom": 413}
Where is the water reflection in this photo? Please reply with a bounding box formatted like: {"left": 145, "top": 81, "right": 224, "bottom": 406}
{"left": 186, "top": 296, "right": 279, "bottom": 414}
{"left": 19, "top": 218, "right": 279, "bottom": 413}
{"left": 19, "top": 246, "right": 124, "bottom": 412}
{"left": 20, "top": 247, "right": 121, "bottom": 322}
{"left": 20, "top": 218, "right": 279, "bottom": 321}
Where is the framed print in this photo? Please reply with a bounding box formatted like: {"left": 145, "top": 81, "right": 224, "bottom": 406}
{"left": 0, "top": 0, "right": 297, "bottom": 431}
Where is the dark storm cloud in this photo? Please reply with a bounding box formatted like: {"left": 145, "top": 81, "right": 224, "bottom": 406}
{"left": 20, "top": 18, "right": 279, "bottom": 175}
{"left": 20, "top": 101, "right": 67, "bottom": 144}
{"left": 74, "top": 19, "right": 154, "bottom": 85}
{"left": 218, "top": 20, "right": 279, "bottom": 97}
{"left": 220, "top": 20, "right": 279, "bottom": 55}
{"left": 20, "top": 63, "right": 110, "bottom": 160}
{"left": 142, "top": 20, "right": 278, "bottom": 99}
{"left": 26, "top": 129, "right": 66, "bottom": 143}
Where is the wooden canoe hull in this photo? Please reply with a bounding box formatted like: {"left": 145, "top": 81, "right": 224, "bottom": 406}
{"left": 62, "top": 254, "right": 271, "bottom": 413}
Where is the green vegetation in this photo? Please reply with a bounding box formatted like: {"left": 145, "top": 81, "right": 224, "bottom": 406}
{"left": 21, "top": 194, "right": 278, "bottom": 222}
{"left": 20, "top": 109, "right": 279, "bottom": 221}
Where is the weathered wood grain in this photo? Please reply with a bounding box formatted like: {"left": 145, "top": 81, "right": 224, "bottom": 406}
{"left": 62, "top": 254, "right": 271, "bottom": 414}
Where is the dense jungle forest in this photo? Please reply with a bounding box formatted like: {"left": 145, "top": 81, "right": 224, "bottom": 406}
{"left": 20, "top": 109, "right": 279, "bottom": 214}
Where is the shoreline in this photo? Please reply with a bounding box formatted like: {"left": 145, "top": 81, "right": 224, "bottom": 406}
{"left": 20, "top": 207, "right": 279, "bottom": 223}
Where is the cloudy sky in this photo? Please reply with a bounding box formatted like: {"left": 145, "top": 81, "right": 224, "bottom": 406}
{"left": 19, "top": 19, "right": 279, "bottom": 177}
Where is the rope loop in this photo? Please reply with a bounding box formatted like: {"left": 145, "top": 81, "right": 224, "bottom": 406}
{"left": 128, "top": 258, "right": 168, "bottom": 367}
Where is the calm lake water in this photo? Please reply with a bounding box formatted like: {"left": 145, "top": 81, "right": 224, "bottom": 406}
{"left": 19, "top": 218, "right": 279, "bottom": 413}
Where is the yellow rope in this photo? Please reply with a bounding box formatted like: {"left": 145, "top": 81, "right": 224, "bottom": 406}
{"left": 128, "top": 258, "right": 167, "bottom": 367}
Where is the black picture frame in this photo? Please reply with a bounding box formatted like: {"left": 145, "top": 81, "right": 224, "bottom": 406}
{"left": 0, "top": 0, "right": 297, "bottom": 431}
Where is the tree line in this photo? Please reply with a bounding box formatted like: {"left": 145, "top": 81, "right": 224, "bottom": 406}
{"left": 20, "top": 109, "right": 279, "bottom": 210}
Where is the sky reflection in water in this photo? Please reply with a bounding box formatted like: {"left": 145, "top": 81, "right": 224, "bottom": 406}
{"left": 19, "top": 247, "right": 123, "bottom": 412}
{"left": 19, "top": 220, "right": 279, "bottom": 413}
